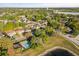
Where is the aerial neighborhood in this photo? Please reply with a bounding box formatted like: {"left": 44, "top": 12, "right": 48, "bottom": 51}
{"left": 0, "top": 15, "right": 47, "bottom": 45}
{"left": 0, "top": 8, "right": 79, "bottom": 56}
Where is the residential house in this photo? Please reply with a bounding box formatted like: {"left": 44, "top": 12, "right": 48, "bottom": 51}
{"left": 19, "top": 15, "right": 28, "bottom": 23}
{"left": 6, "top": 30, "right": 16, "bottom": 37}
{"left": 0, "top": 32, "right": 4, "bottom": 38}
{"left": 13, "top": 42, "right": 22, "bottom": 49}
{"left": 7, "top": 48, "right": 15, "bottom": 55}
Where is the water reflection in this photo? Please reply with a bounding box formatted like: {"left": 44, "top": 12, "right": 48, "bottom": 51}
{"left": 44, "top": 49, "right": 74, "bottom": 56}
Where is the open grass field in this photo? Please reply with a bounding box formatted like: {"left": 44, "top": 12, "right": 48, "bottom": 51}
{"left": 3, "top": 22, "right": 15, "bottom": 31}
{"left": 0, "top": 22, "right": 22, "bottom": 32}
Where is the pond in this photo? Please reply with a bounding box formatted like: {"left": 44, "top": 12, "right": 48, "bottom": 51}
{"left": 44, "top": 48, "right": 75, "bottom": 56}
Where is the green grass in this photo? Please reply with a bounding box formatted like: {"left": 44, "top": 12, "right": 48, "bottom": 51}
{"left": 0, "top": 22, "right": 4, "bottom": 31}
{"left": 0, "top": 28, "right": 79, "bottom": 56}
{"left": 3, "top": 22, "right": 14, "bottom": 31}
{"left": 1, "top": 22, "right": 22, "bottom": 32}
{"left": 18, "top": 34, "right": 79, "bottom": 56}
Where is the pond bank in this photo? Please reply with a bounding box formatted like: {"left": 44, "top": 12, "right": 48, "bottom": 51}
{"left": 39, "top": 46, "right": 77, "bottom": 56}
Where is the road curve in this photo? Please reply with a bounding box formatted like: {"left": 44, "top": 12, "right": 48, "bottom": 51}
{"left": 58, "top": 32, "right": 79, "bottom": 46}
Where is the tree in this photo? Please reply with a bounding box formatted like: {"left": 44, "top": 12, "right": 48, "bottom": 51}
{"left": 45, "top": 26, "right": 54, "bottom": 36}
{"left": 31, "top": 29, "right": 48, "bottom": 48}
{"left": 64, "top": 17, "right": 79, "bottom": 35}
{"left": 31, "top": 36, "right": 39, "bottom": 48}
{"left": 0, "top": 36, "right": 14, "bottom": 56}
{"left": 33, "top": 29, "right": 41, "bottom": 37}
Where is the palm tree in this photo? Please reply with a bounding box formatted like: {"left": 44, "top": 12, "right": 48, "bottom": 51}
{"left": 31, "top": 29, "right": 48, "bottom": 48}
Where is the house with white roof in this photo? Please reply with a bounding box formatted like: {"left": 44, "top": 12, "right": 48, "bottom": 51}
{"left": 6, "top": 31, "right": 16, "bottom": 37}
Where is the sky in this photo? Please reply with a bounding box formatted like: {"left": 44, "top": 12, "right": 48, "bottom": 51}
{"left": 0, "top": 3, "right": 79, "bottom": 8}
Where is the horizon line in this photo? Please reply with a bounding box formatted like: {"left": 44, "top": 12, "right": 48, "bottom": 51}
{"left": 0, "top": 3, "right": 79, "bottom": 8}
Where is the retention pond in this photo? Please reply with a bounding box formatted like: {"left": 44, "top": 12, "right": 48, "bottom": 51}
{"left": 39, "top": 47, "right": 77, "bottom": 56}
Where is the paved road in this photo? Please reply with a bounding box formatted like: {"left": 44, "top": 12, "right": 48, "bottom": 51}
{"left": 57, "top": 32, "right": 79, "bottom": 46}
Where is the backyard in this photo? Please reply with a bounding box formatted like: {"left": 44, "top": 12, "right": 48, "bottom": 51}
{"left": 14, "top": 34, "right": 79, "bottom": 56}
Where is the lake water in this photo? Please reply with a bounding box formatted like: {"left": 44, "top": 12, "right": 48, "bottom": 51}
{"left": 44, "top": 49, "right": 74, "bottom": 56}
{"left": 55, "top": 12, "right": 79, "bottom": 15}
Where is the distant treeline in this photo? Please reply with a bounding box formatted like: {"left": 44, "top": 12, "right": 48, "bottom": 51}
{"left": 52, "top": 8, "right": 79, "bottom": 12}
